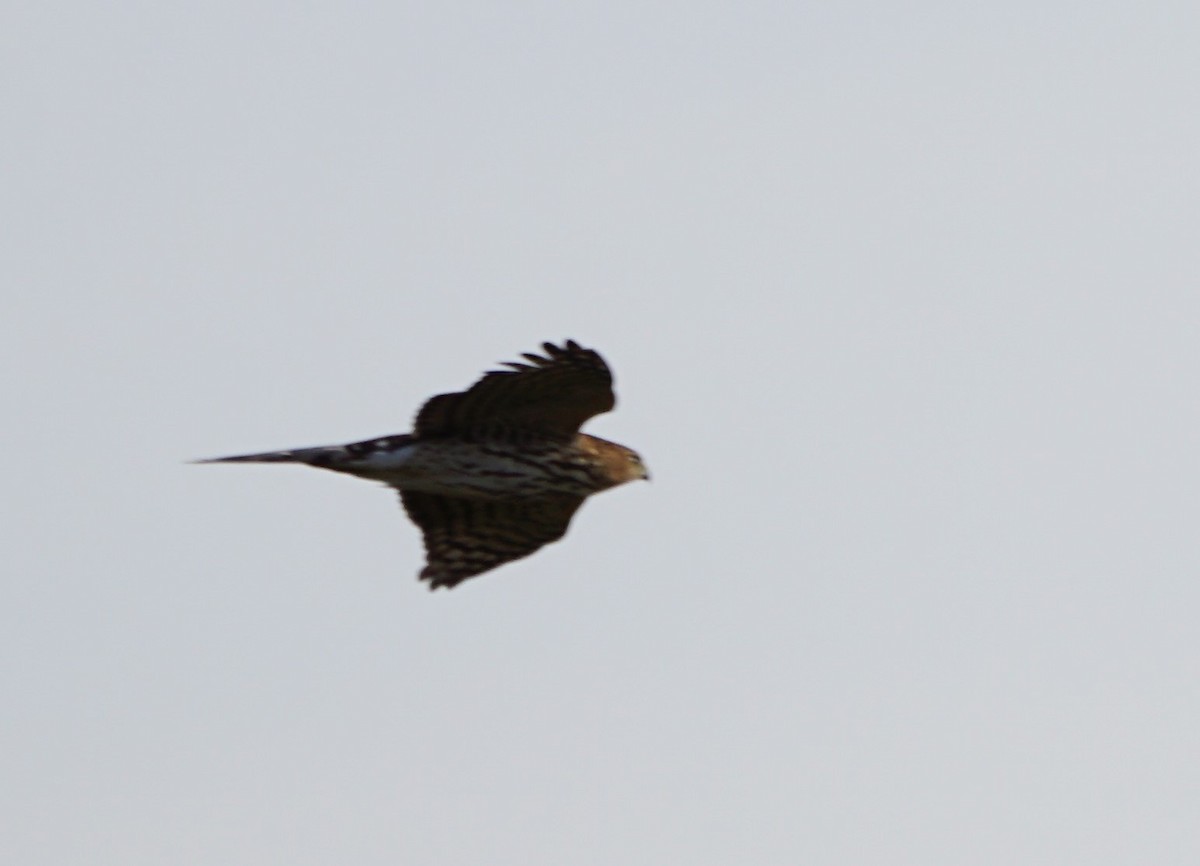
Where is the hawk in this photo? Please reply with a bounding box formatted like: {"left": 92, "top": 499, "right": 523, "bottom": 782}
{"left": 198, "top": 340, "right": 648, "bottom": 589}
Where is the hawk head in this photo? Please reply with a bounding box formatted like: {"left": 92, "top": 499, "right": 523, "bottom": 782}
{"left": 617, "top": 447, "right": 651, "bottom": 484}
{"left": 579, "top": 434, "right": 649, "bottom": 488}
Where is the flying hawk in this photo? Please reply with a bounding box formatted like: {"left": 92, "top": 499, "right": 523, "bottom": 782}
{"left": 198, "top": 341, "right": 648, "bottom": 588}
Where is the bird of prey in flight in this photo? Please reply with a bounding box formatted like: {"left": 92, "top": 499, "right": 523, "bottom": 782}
{"left": 198, "top": 341, "right": 648, "bottom": 588}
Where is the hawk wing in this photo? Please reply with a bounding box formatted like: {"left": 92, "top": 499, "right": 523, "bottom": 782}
{"left": 414, "top": 340, "right": 615, "bottom": 441}
{"left": 400, "top": 491, "right": 586, "bottom": 588}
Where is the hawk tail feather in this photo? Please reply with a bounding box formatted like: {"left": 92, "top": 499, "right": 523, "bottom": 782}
{"left": 193, "top": 445, "right": 347, "bottom": 467}
{"left": 194, "top": 434, "right": 414, "bottom": 470}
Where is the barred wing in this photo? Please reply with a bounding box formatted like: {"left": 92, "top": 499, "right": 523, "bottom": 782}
{"left": 400, "top": 491, "right": 585, "bottom": 588}
{"left": 415, "top": 341, "right": 614, "bottom": 441}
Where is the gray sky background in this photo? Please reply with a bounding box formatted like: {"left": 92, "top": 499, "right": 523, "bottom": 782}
{"left": 5, "top": 2, "right": 1198, "bottom": 863}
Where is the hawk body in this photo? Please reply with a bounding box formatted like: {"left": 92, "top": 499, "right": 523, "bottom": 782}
{"left": 200, "top": 341, "right": 647, "bottom": 588}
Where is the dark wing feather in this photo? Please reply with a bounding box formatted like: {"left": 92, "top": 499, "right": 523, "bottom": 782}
{"left": 414, "top": 341, "right": 614, "bottom": 441}
{"left": 400, "top": 491, "right": 585, "bottom": 589}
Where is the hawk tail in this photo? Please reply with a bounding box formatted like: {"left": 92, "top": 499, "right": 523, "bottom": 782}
{"left": 193, "top": 434, "right": 415, "bottom": 471}
{"left": 193, "top": 445, "right": 346, "bottom": 466}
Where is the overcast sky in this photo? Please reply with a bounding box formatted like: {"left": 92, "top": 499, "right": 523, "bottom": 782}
{"left": 4, "top": 2, "right": 1199, "bottom": 863}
